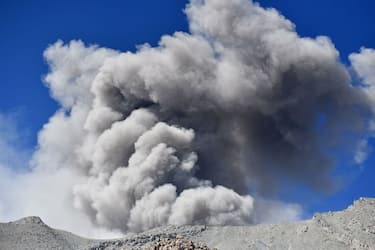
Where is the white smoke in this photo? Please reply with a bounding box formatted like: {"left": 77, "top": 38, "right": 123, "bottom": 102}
{"left": 1, "top": 0, "right": 375, "bottom": 237}
{"left": 349, "top": 48, "right": 375, "bottom": 164}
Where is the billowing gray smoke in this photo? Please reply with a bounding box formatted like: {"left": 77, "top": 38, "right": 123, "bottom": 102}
{"left": 25, "top": 0, "right": 375, "bottom": 233}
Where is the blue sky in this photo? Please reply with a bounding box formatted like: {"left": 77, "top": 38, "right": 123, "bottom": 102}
{"left": 1, "top": 0, "right": 374, "bottom": 218}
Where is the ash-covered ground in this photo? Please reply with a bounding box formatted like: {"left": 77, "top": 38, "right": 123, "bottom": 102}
{"left": 1, "top": 198, "right": 374, "bottom": 250}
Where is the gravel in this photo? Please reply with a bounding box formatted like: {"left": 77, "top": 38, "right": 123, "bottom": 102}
{"left": 1, "top": 198, "right": 374, "bottom": 250}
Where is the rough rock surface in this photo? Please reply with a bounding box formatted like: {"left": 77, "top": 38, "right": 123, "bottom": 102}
{"left": 1, "top": 198, "right": 374, "bottom": 250}
{"left": 143, "top": 236, "right": 216, "bottom": 250}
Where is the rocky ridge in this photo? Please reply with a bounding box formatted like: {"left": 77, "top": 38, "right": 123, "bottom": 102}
{"left": 0, "top": 198, "right": 374, "bottom": 250}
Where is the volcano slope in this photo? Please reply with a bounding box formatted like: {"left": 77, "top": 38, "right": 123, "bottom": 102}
{"left": 0, "top": 198, "right": 374, "bottom": 250}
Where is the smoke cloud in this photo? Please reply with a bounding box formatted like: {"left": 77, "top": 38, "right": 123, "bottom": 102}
{"left": 1, "top": 0, "right": 375, "bottom": 236}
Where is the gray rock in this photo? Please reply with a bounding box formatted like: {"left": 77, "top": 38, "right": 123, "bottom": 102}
{"left": 1, "top": 198, "right": 375, "bottom": 250}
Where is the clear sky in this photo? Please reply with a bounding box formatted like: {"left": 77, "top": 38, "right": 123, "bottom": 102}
{"left": 1, "top": 0, "right": 374, "bottom": 219}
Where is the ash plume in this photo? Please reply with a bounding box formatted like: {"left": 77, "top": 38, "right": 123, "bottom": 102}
{"left": 1, "top": 0, "right": 375, "bottom": 236}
